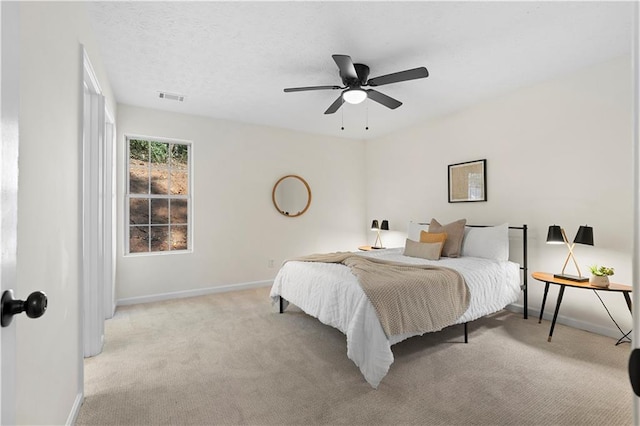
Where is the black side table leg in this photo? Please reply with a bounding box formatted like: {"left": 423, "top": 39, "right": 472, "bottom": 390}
{"left": 620, "top": 291, "right": 632, "bottom": 345}
{"left": 539, "top": 282, "right": 550, "bottom": 324}
{"left": 616, "top": 330, "right": 632, "bottom": 346}
{"left": 624, "top": 291, "right": 633, "bottom": 314}
{"left": 548, "top": 285, "right": 565, "bottom": 342}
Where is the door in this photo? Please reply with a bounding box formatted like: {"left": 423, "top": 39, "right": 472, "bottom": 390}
{"left": 632, "top": 2, "right": 640, "bottom": 424}
{"left": 1, "top": 2, "right": 20, "bottom": 424}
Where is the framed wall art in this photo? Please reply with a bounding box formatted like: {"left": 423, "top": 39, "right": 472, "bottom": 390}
{"left": 448, "top": 159, "right": 487, "bottom": 203}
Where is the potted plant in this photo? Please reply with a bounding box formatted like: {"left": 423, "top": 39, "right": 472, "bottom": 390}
{"left": 588, "top": 265, "right": 614, "bottom": 288}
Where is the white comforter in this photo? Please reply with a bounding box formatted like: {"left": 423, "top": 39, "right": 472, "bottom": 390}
{"left": 269, "top": 248, "right": 521, "bottom": 388}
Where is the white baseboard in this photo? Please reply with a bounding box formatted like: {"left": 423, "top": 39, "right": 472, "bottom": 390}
{"left": 507, "top": 303, "right": 630, "bottom": 341}
{"left": 66, "top": 392, "right": 83, "bottom": 426}
{"left": 116, "top": 280, "right": 273, "bottom": 307}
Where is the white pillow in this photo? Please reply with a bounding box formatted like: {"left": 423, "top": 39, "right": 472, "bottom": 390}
{"left": 461, "top": 223, "right": 509, "bottom": 261}
{"left": 407, "top": 222, "right": 430, "bottom": 241}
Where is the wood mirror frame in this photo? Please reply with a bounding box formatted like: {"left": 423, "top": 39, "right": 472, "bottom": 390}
{"left": 272, "top": 175, "right": 312, "bottom": 217}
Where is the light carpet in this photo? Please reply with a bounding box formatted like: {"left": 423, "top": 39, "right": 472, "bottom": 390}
{"left": 76, "top": 287, "right": 632, "bottom": 425}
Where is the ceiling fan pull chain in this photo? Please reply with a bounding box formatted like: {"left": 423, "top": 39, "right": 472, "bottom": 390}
{"left": 341, "top": 107, "right": 344, "bottom": 130}
{"left": 365, "top": 104, "right": 369, "bottom": 130}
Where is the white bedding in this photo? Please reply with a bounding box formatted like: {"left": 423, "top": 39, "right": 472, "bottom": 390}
{"left": 269, "top": 247, "right": 521, "bottom": 388}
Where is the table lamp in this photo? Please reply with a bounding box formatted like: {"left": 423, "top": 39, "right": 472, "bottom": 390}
{"left": 546, "top": 224, "right": 593, "bottom": 282}
{"left": 371, "top": 219, "right": 389, "bottom": 249}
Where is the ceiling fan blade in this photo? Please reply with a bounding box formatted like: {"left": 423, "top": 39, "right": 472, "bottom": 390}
{"left": 324, "top": 95, "right": 344, "bottom": 114}
{"left": 367, "top": 67, "right": 429, "bottom": 87}
{"left": 284, "top": 85, "right": 342, "bottom": 93}
{"left": 366, "top": 89, "right": 402, "bottom": 109}
{"left": 332, "top": 54, "right": 358, "bottom": 81}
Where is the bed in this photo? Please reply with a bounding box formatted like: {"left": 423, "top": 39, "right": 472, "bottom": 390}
{"left": 269, "top": 221, "right": 528, "bottom": 388}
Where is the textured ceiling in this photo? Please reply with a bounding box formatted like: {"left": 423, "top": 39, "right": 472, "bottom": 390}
{"left": 87, "top": 1, "right": 633, "bottom": 140}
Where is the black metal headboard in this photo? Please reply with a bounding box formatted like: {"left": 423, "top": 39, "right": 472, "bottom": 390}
{"left": 415, "top": 223, "right": 529, "bottom": 319}
{"left": 467, "top": 224, "right": 528, "bottom": 320}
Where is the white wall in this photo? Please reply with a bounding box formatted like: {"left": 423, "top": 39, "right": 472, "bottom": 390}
{"left": 16, "top": 2, "right": 115, "bottom": 424}
{"left": 116, "top": 105, "right": 366, "bottom": 301}
{"left": 116, "top": 57, "right": 633, "bottom": 339}
{"left": 365, "top": 55, "right": 633, "bottom": 338}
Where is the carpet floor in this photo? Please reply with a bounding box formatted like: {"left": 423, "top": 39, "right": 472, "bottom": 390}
{"left": 76, "top": 286, "right": 632, "bottom": 425}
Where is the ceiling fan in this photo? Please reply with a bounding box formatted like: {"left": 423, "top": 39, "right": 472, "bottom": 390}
{"left": 284, "top": 54, "right": 429, "bottom": 115}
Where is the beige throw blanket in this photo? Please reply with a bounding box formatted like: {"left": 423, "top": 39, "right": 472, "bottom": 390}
{"left": 289, "top": 252, "right": 470, "bottom": 337}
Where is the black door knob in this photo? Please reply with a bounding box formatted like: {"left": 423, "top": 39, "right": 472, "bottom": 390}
{"left": 1, "top": 290, "right": 47, "bottom": 327}
{"left": 630, "top": 348, "right": 640, "bottom": 397}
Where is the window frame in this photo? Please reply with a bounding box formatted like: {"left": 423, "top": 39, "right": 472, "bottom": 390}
{"left": 124, "top": 134, "right": 194, "bottom": 256}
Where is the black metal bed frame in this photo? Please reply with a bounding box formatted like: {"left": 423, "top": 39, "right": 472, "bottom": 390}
{"left": 278, "top": 223, "right": 529, "bottom": 343}
{"left": 465, "top": 224, "right": 529, "bottom": 320}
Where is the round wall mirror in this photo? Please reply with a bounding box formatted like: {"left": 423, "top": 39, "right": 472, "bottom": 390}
{"left": 272, "top": 175, "right": 312, "bottom": 217}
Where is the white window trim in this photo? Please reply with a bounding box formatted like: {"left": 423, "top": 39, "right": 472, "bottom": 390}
{"left": 124, "top": 134, "right": 194, "bottom": 256}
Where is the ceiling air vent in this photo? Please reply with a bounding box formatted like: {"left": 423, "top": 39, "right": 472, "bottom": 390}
{"left": 158, "top": 92, "right": 185, "bottom": 102}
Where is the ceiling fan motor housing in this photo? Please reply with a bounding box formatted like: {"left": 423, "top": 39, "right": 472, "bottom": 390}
{"left": 341, "top": 63, "right": 370, "bottom": 87}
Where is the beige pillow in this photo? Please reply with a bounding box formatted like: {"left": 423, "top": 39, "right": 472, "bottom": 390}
{"left": 403, "top": 239, "right": 443, "bottom": 261}
{"left": 429, "top": 218, "right": 467, "bottom": 258}
{"left": 419, "top": 231, "right": 448, "bottom": 245}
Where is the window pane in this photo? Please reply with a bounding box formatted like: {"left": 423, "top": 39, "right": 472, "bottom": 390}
{"left": 169, "top": 143, "right": 188, "bottom": 195}
{"left": 150, "top": 167, "right": 169, "bottom": 195}
{"left": 150, "top": 226, "right": 169, "bottom": 251}
{"left": 129, "top": 139, "right": 149, "bottom": 162}
{"left": 129, "top": 167, "right": 149, "bottom": 194}
{"left": 170, "top": 144, "right": 188, "bottom": 168}
{"left": 170, "top": 171, "right": 188, "bottom": 195}
{"left": 170, "top": 199, "right": 188, "bottom": 224}
{"left": 150, "top": 142, "right": 168, "bottom": 165}
{"left": 150, "top": 199, "right": 169, "bottom": 224}
{"left": 129, "top": 226, "right": 149, "bottom": 253}
{"left": 129, "top": 155, "right": 147, "bottom": 170}
{"left": 171, "top": 225, "right": 188, "bottom": 250}
{"left": 129, "top": 198, "right": 149, "bottom": 224}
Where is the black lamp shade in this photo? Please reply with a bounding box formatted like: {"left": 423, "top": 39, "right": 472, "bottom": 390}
{"left": 573, "top": 225, "right": 594, "bottom": 246}
{"left": 371, "top": 220, "right": 379, "bottom": 231}
{"left": 380, "top": 220, "right": 389, "bottom": 231}
{"left": 546, "top": 225, "right": 564, "bottom": 244}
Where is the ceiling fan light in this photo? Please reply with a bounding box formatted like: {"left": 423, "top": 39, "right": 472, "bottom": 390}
{"left": 343, "top": 89, "right": 367, "bottom": 104}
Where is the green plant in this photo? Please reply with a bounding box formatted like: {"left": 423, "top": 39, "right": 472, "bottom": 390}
{"left": 129, "top": 139, "right": 149, "bottom": 161}
{"left": 589, "top": 265, "right": 615, "bottom": 276}
{"left": 149, "top": 142, "right": 168, "bottom": 163}
{"left": 129, "top": 139, "right": 188, "bottom": 165}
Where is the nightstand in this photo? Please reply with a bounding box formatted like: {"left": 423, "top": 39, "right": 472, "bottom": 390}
{"left": 358, "top": 245, "right": 384, "bottom": 251}
{"left": 532, "top": 272, "right": 632, "bottom": 344}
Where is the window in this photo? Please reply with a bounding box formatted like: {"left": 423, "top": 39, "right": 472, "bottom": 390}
{"left": 126, "top": 137, "right": 191, "bottom": 254}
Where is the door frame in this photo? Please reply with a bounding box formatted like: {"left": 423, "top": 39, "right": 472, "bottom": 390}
{"left": 81, "top": 47, "right": 115, "bottom": 358}
{"left": 104, "top": 111, "right": 116, "bottom": 319}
